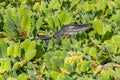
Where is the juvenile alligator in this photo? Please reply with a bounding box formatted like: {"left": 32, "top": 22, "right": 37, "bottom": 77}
{"left": 31, "top": 22, "right": 92, "bottom": 51}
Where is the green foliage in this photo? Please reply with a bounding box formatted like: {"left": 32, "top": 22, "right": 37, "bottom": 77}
{"left": 7, "top": 43, "right": 21, "bottom": 57}
{"left": 0, "top": 39, "right": 7, "bottom": 57}
{"left": 0, "top": 58, "right": 11, "bottom": 73}
{"left": 20, "top": 39, "right": 36, "bottom": 61}
{"left": 0, "top": 0, "right": 120, "bottom": 80}
{"left": 76, "top": 61, "right": 89, "bottom": 73}
{"left": 17, "top": 73, "right": 28, "bottom": 80}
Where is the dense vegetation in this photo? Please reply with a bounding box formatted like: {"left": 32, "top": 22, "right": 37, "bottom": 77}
{"left": 0, "top": 0, "right": 120, "bottom": 80}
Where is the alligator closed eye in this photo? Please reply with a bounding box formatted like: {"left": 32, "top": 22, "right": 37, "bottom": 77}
{"left": 31, "top": 22, "right": 92, "bottom": 51}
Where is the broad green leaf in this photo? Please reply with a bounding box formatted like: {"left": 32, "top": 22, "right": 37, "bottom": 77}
{"left": 47, "top": 39, "right": 53, "bottom": 50}
{"left": 48, "top": 71, "right": 59, "bottom": 80}
{"left": 47, "top": 15, "right": 60, "bottom": 30}
{"left": 106, "top": 44, "right": 117, "bottom": 53}
{"left": 88, "top": 31, "right": 96, "bottom": 38}
{"left": 112, "top": 35, "right": 120, "bottom": 43}
{"left": 80, "top": 61, "right": 89, "bottom": 72}
{"left": 57, "top": 73, "right": 72, "bottom": 80}
{"left": 108, "top": 68, "right": 120, "bottom": 80}
{"left": 82, "top": 2, "right": 90, "bottom": 12}
{"left": 44, "top": 52, "right": 56, "bottom": 70}
{"left": 70, "top": 0, "right": 80, "bottom": 10}
{"left": 3, "top": 25, "right": 17, "bottom": 38}
{"left": 35, "top": 45, "right": 44, "bottom": 58}
{"left": 20, "top": 39, "right": 30, "bottom": 51}
{"left": 55, "top": 50, "right": 68, "bottom": 59}
{"left": 105, "top": 35, "right": 120, "bottom": 53}
{"left": 50, "top": 56, "right": 63, "bottom": 71}
{"left": 63, "top": 63, "right": 74, "bottom": 73}
{"left": 21, "top": 14, "right": 31, "bottom": 36}
{"left": 3, "top": 8, "right": 19, "bottom": 39}
{"left": 89, "top": 47, "right": 97, "bottom": 58}
{"left": 39, "top": 1, "right": 47, "bottom": 11}
{"left": 25, "top": 41, "right": 36, "bottom": 61}
{"left": 25, "top": 50, "right": 36, "bottom": 61}
{"left": 114, "top": 56, "right": 120, "bottom": 63}
{"left": 7, "top": 44, "right": 14, "bottom": 56}
{"left": 92, "top": 19, "right": 104, "bottom": 35}
{"left": 17, "top": 73, "right": 28, "bottom": 80}
{"left": 102, "top": 28, "right": 113, "bottom": 41}
{"left": 7, "top": 77, "right": 15, "bottom": 80}
{"left": 36, "top": 17, "right": 42, "bottom": 32}
{"left": 12, "top": 62, "right": 20, "bottom": 70}
{"left": 7, "top": 43, "right": 21, "bottom": 57}
{"left": 21, "top": 0, "right": 27, "bottom": 4}
{"left": 8, "top": 8, "right": 17, "bottom": 23}
{"left": 97, "top": 71, "right": 110, "bottom": 80}
{"left": 3, "top": 18, "right": 18, "bottom": 38}
{"left": 18, "top": 5, "right": 32, "bottom": 35}
{"left": 27, "top": 40, "right": 36, "bottom": 50}
{"left": 49, "top": 0, "right": 61, "bottom": 9}
{"left": 5, "top": 8, "right": 20, "bottom": 27}
{"left": 5, "top": 8, "right": 15, "bottom": 19}
{"left": 44, "top": 8, "right": 53, "bottom": 17}
{"left": 81, "top": 12, "right": 91, "bottom": 23}
{"left": 65, "top": 56, "right": 83, "bottom": 67}
{"left": 0, "top": 58, "right": 11, "bottom": 73}
{"left": 115, "top": 68, "right": 120, "bottom": 75}
{"left": 52, "top": 16, "right": 60, "bottom": 29}
{"left": 76, "top": 61, "right": 89, "bottom": 73}
{"left": 96, "top": 0, "right": 106, "bottom": 11}
{"left": 27, "top": 62, "right": 34, "bottom": 69}
{"left": 0, "top": 39, "right": 7, "bottom": 57}
{"left": 14, "top": 43, "right": 21, "bottom": 57}
{"left": 47, "top": 17, "right": 54, "bottom": 28}
{"left": 21, "top": 39, "right": 36, "bottom": 61}
{"left": 59, "top": 11, "right": 73, "bottom": 26}
{"left": 62, "top": 38, "right": 71, "bottom": 50}
{"left": 18, "top": 5, "right": 32, "bottom": 20}
{"left": 112, "top": 0, "right": 120, "bottom": 8}
{"left": 83, "top": 46, "right": 89, "bottom": 53}
{"left": 111, "top": 10, "right": 120, "bottom": 23}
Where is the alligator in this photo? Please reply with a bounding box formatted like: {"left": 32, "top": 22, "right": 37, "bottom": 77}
{"left": 31, "top": 22, "right": 92, "bottom": 51}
